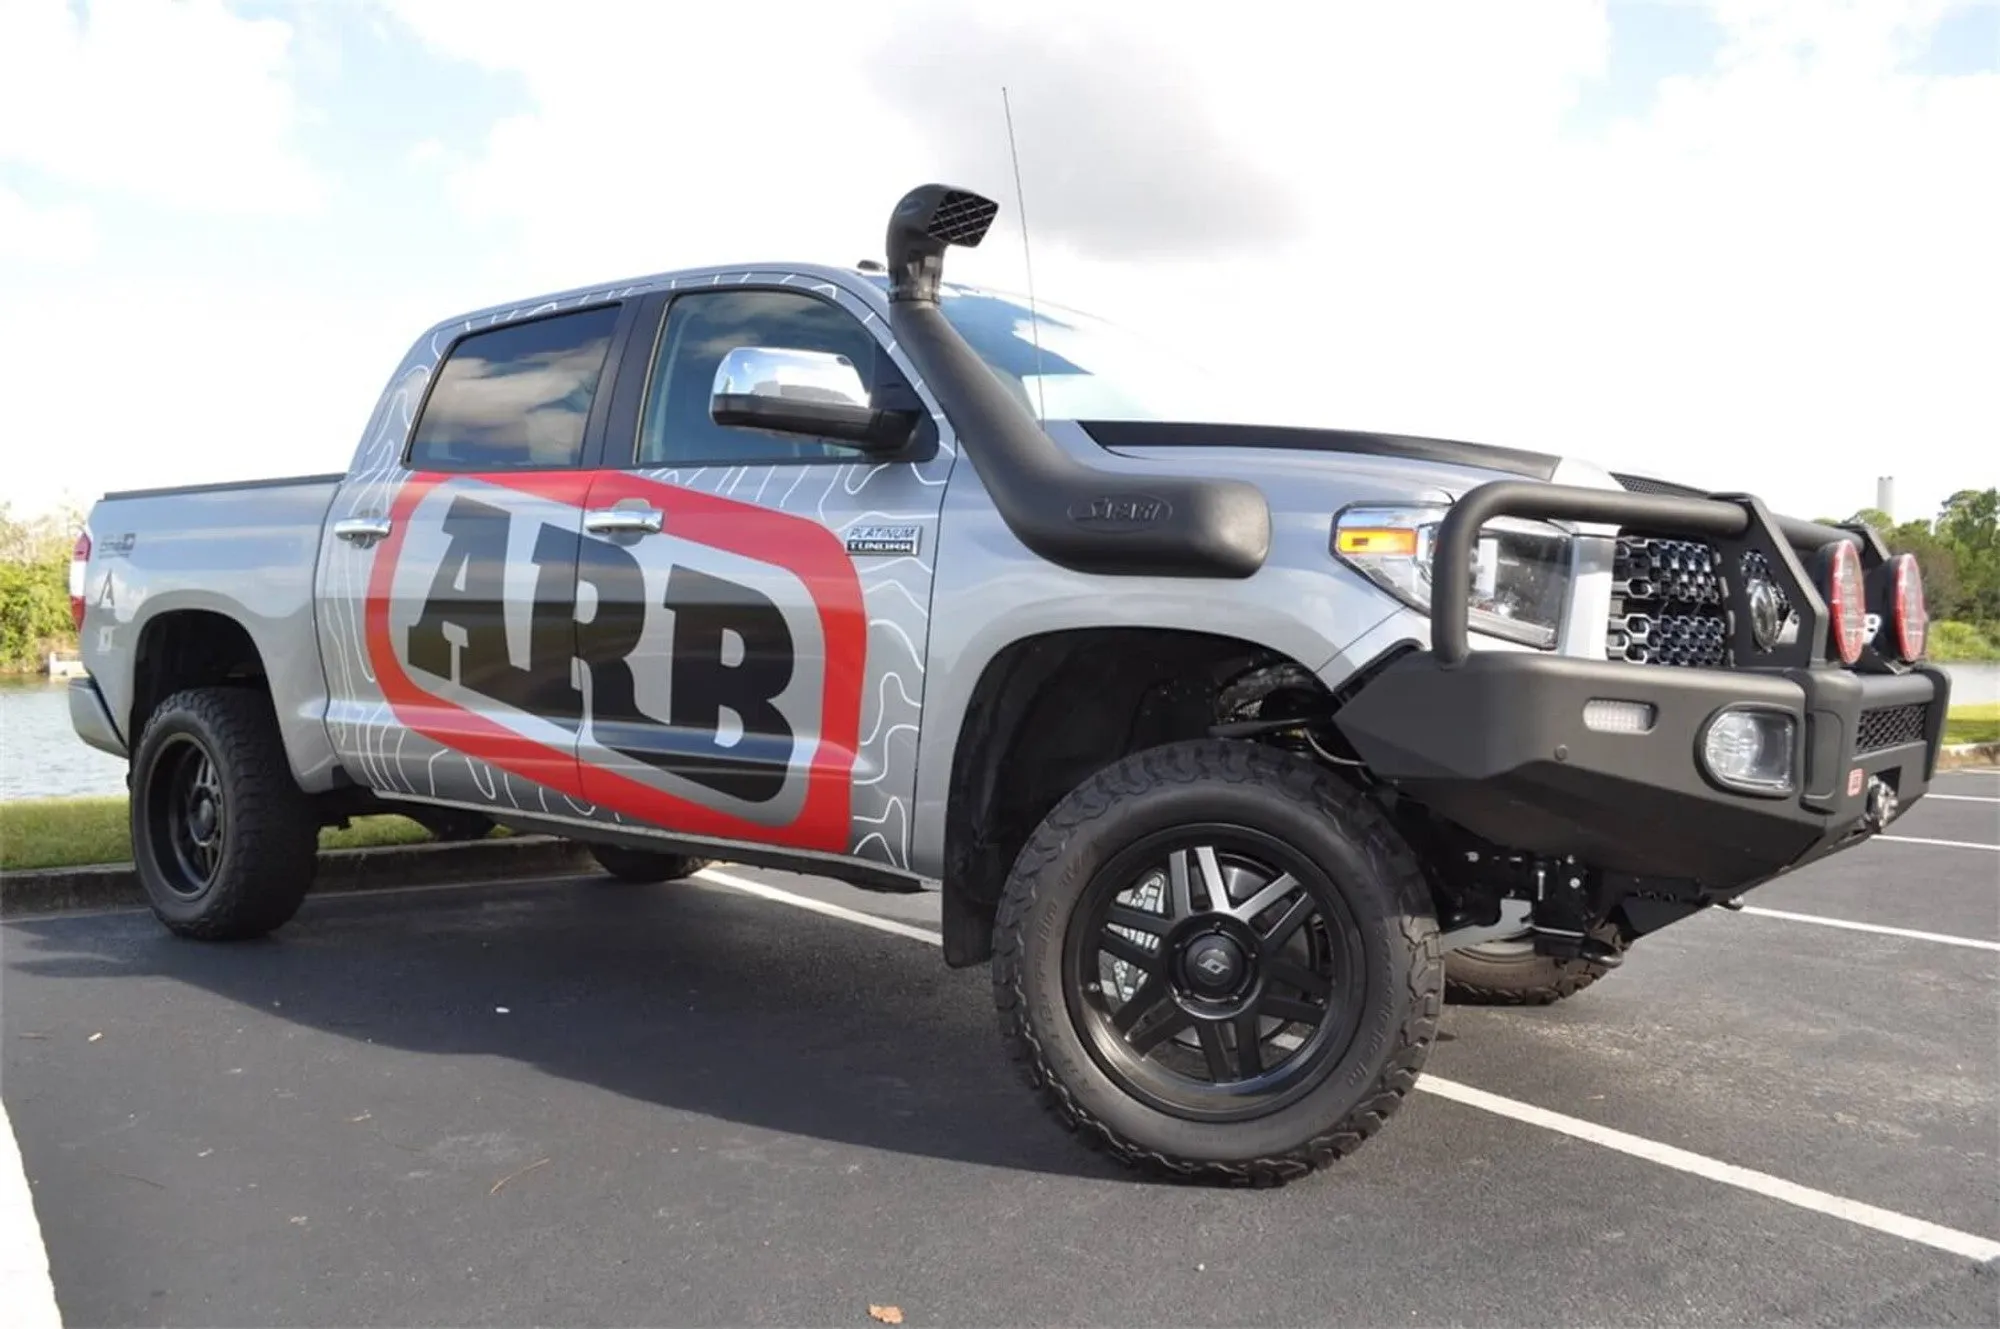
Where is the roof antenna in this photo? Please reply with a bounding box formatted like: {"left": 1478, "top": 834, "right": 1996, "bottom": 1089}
{"left": 1001, "top": 85, "right": 1047, "bottom": 423}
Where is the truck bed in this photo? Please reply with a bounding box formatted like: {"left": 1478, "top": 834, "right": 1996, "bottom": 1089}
{"left": 75, "top": 472, "right": 346, "bottom": 786}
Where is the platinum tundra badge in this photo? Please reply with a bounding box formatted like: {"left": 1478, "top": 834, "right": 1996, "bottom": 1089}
{"left": 845, "top": 524, "right": 923, "bottom": 557}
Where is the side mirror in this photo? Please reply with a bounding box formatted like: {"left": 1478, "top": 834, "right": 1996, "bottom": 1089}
{"left": 709, "top": 346, "right": 918, "bottom": 454}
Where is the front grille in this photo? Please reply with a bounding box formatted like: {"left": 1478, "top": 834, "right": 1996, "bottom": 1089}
{"left": 1607, "top": 536, "right": 1730, "bottom": 667}
{"left": 1856, "top": 703, "right": 1929, "bottom": 754}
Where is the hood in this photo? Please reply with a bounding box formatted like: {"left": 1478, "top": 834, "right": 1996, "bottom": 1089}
{"left": 1075, "top": 420, "right": 1563, "bottom": 483}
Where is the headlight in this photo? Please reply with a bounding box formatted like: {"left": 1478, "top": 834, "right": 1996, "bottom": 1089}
{"left": 1332, "top": 503, "right": 1573, "bottom": 649}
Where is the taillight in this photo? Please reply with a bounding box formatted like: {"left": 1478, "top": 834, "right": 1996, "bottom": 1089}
{"left": 70, "top": 529, "right": 91, "bottom": 630}
{"left": 1824, "top": 539, "right": 1866, "bottom": 664}
{"left": 1890, "top": 552, "right": 1927, "bottom": 661}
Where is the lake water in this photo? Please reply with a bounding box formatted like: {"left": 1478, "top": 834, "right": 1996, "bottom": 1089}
{"left": 0, "top": 676, "right": 131, "bottom": 802}
{"left": 3, "top": 662, "right": 1997, "bottom": 804}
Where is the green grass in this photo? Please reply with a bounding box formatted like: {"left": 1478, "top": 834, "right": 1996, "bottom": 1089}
{"left": 1931, "top": 620, "right": 2000, "bottom": 662}
{"left": 1944, "top": 701, "right": 2000, "bottom": 747}
{"left": 0, "top": 797, "right": 451, "bottom": 873}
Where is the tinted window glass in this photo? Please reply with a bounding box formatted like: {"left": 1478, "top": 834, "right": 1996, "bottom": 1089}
{"left": 635, "top": 289, "right": 892, "bottom": 466}
{"left": 409, "top": 305, "right": 621, "bottom": 470}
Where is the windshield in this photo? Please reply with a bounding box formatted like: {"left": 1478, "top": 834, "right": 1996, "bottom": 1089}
{"left": 863, "top": 277, "right": 1250, "bottom": 423}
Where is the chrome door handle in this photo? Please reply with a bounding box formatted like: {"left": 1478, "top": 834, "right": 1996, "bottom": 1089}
{"left": 584, "top": 507, "right": 664, "bottom": 535}
{"left": 333, "top": 516, "right": 392, "bottom": 546}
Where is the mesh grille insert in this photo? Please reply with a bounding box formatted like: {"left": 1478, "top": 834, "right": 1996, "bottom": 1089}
{"left": 1607, "top": 536, "right": 1730, "bottom": 667}
{"left": 1856, "top": 703, "right": 1928, "bottom": 754}
{"left": 926, "top": 192, "right": 998, "bottom": 245}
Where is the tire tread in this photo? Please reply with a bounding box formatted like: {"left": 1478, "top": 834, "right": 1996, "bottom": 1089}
{"left": 131, "top": 686, "right": 319, "bottom": 941}
{"left": 1445, "top": 943, "right": 1617, "bottom": 1006}
{"left": 990, "top": 739, "right": 1441, "bottom": 1187}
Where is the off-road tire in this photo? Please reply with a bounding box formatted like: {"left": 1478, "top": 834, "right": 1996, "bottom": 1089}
{"left": 1444, "top": 928, "right": 1622, "bottom": 1006}
{"left": 128, "top": 686, "right": 319, "bottom": 941}
{"left": 586, "top": 843, "right": 713, "bottom": 884}
{"left": 992, "top": 739, "right": 1442, "bottom": 1186}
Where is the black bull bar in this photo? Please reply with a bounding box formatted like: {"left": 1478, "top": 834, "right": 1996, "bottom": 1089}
{"left": 1334, "top": 481, "right": 1951, "bottom": 895}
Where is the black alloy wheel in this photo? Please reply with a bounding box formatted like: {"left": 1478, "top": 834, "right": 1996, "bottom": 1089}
{"left": 1064, "top": 828, "right": 1365, "bottom": 1123}
{"left": 141, "top": 732, "right": 229, "bottom": 897}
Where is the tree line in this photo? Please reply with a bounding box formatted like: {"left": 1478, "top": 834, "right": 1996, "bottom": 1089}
{"left": 0, "top": 502, "right": 83, "bottom": 674}
{"left": 1836, "top": 487, "right": 2000, "bottom": 661}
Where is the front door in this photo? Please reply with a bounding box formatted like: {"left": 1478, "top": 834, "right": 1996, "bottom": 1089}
{"left": 569, "top": 280, "right": 954, "bottom": 873}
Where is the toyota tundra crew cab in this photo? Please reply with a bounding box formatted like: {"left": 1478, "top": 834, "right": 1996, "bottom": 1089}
{"left": 67, "top": 184, "right": 1950, "bottom": 1184}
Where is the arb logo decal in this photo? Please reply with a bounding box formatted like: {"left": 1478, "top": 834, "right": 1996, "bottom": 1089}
{"left": 363, "top": 470, "right": 865, "bottom": 852}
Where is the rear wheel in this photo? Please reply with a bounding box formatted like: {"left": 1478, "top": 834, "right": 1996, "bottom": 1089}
{"left": 405, "top": 807, "right": 495, "bottom": 842}
{"left": 129, "top": 687, "right": 319, "bottom": 940}
{"left": 1444, "top": 927, "right": 1622, "bottom": 1005}
{"left": 993, "top": 739, "right": 1441, "bottom": 1185}
{"left": 585, "top": 842, "right": 712, "bottom": 884}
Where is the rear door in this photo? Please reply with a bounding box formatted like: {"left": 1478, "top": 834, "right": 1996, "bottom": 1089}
{"left": 568, "top": 280, "right": 954, "bottom": 871}
{"left": 316, "top": 300, "right": 639, "bottom": 814}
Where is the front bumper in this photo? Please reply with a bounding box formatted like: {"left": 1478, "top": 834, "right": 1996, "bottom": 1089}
{"left": 1331, "top": 479, "right": 1950, "bottom": 894}
{"left": 1335, "top": 649, "right": 1948, "bottom": 890}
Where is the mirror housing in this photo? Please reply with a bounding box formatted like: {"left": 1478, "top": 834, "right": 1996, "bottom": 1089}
{"left": 709, "top": 346, "right": 918, "bottom": 454}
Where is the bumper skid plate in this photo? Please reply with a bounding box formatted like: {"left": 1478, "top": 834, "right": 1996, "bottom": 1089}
{"left": 1337, "top": 643, "right": 1948, "bottom": 893}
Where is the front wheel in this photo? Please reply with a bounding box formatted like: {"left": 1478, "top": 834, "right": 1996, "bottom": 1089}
{"left": 129, "top": 687, "right": 320, "bottom": 940}
{"left": 1444, "top": 926, "right": 1623, "bottom": 1005}
{"left": 992, "top": 740, "right": 1442, "bottom": 1185}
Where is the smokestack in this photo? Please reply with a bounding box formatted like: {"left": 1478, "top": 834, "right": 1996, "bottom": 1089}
{"left": 1876, "top": 476, "right": 1895, "bottom": 523}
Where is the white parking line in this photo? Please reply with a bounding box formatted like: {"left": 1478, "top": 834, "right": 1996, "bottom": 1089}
{"left": 1925, "top": 794, "right": 2000, "bottom": 804}
{"left": 1877, "top": 835, "right": 1999, "bottom": 852}
{"left": 1413, "top": 1078, "right": 2000, "bottom": 1264}
{"left": 0, "top": 1102, "right": 62, "bottom": 1328}
{"left": 692, "top": 869, "right": 946, "bottom": 946}
{"left": 1736, "top": 906, "right": 2000, "bottom": 952}
{"left": 694, "top": 867, "right": 2000, "bottom": 1267}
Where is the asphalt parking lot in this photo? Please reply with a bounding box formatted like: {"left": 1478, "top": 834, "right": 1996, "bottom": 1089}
{"left": 4, "top": 771, "right": 1996, "bottom": 1327}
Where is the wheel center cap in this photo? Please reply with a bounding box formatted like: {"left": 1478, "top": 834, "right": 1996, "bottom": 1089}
{"left": 191, "top": 798, "right": 216, "bottom": 839}
{"left": 1183, "top": 935, "right": 1246, "bottom": 994}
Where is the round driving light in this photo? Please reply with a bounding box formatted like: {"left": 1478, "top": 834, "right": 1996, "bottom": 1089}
{"left": 1890, "top": 552, "right": 1928, "bottom": 661}
{"left": 1698, "top": 707, "right": 1797, "bottom": 796}
{"left": 1823, "top": 540, "right": 1866, "bottom": 665}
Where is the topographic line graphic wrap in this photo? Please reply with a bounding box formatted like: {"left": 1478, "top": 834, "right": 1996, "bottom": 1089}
{"left": 311, "top": 268, "right": 952, "bottom": 872}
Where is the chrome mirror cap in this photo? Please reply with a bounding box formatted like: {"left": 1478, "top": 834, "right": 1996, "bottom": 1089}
{"left": 711, "top": 346, "right": 870, "bottom": 412}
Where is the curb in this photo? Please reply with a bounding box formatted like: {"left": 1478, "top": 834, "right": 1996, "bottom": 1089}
{"left": 0, "top": 835, "right": 594, "bottom": 918}
{"left": 1939, "top": 741, "right": 2000, "bottom": 769}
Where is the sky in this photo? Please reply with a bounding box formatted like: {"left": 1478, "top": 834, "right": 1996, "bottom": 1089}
{"left": 2, "top": 0, "right": 1995, "bottom": 529}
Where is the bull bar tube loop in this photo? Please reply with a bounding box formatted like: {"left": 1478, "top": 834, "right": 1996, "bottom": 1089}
{"left": 1429, "top": 481, "right": 1864, "bottom": 667}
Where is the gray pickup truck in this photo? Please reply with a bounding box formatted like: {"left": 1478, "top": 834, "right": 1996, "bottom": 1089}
{"left": 68, "top": 183, "right": 1949, "bottom": 1183}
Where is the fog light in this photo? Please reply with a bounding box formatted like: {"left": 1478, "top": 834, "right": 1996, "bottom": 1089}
{"left": 1584, "top": 699, "right": 1656, "bottom": 734}
{"left": 1699, "top": 707, "right": 1797, "bottom": 795}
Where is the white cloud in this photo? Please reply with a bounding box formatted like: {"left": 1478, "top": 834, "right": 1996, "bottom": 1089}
{"left": 0, "top": 187, "right": 98, "bottom": 265}
{"left": 0, "top": 0, "right": 322, "bottom": 216}
{"left": 2, "top": 0, "right": 1990, "bottom": 534}
{"left": 0, "top": 273, "right": 432, "bottom": 518}
{"left": 374, "top": 0, "right": 1993, "bottom": 524}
